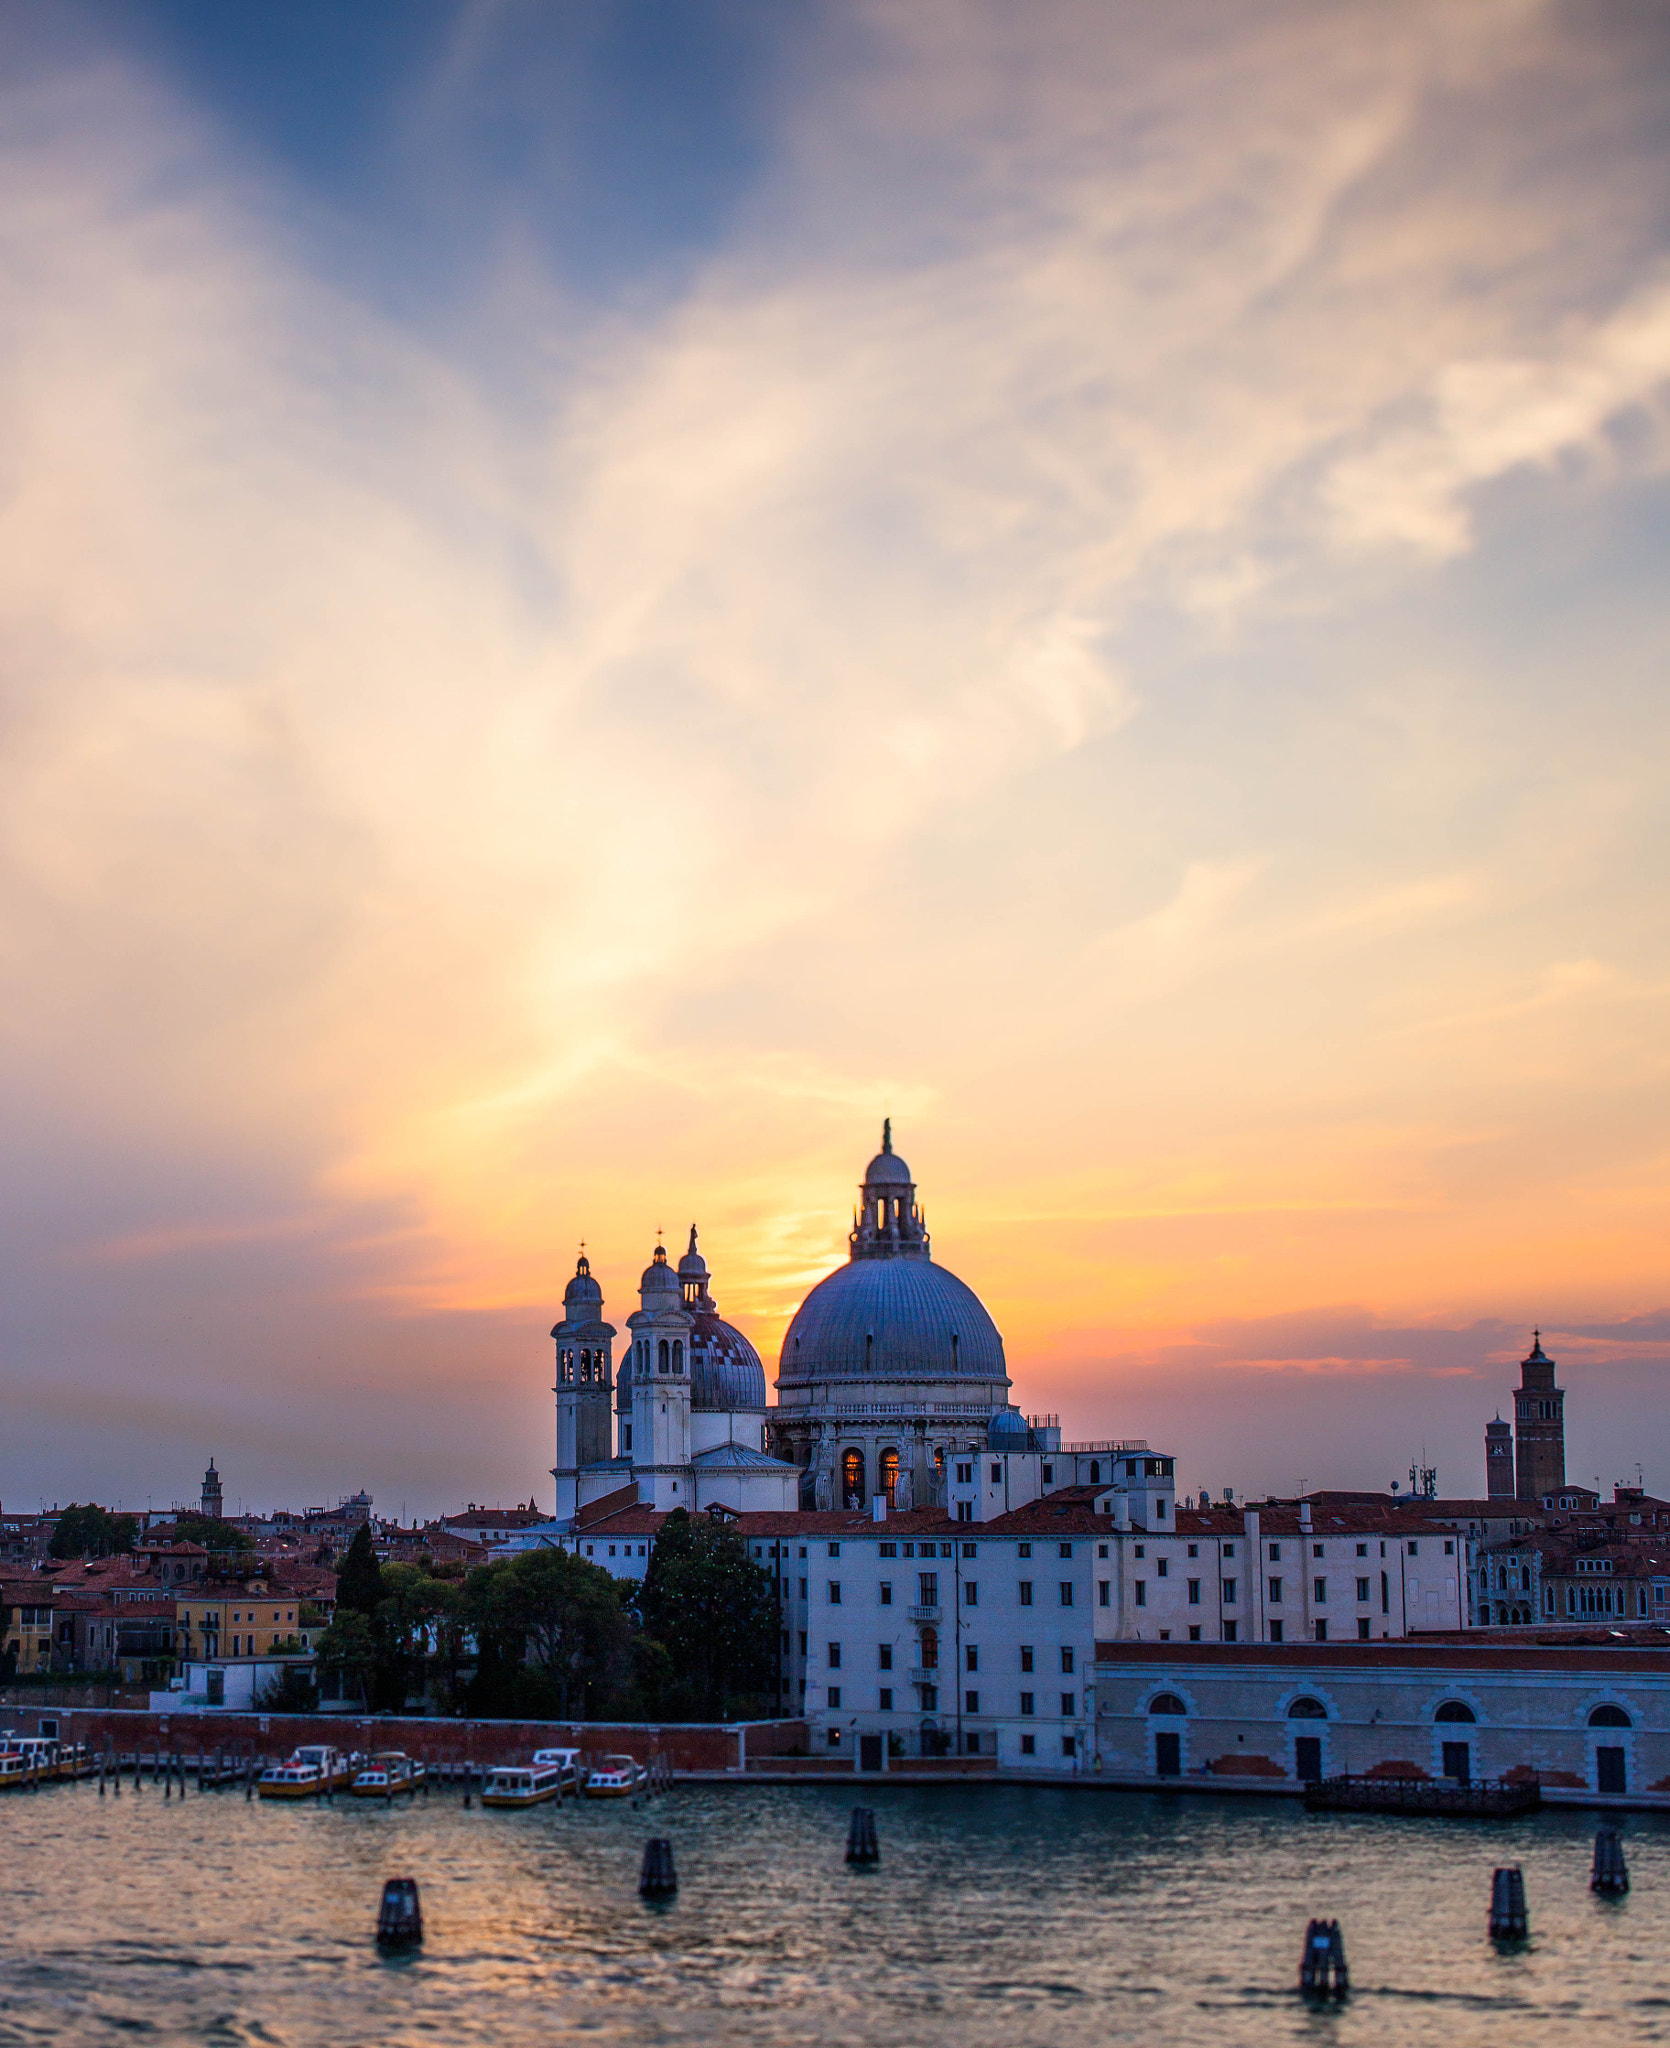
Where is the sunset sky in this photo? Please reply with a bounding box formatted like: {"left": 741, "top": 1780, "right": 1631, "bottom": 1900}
{"left": 2, "top": 0, "right": 1668, "bottom": 1521}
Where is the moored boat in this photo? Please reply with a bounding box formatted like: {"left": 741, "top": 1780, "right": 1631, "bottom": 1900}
{"left": 481, "top": 1760, "right": 567, "bottom": 1808}
{"left": 531, "top": 1747, "right": 581, "bottom": 1793}
{"left": 258, "top": 1745, "right": 357, "bottom": 1799}
{"left": 351, "top": 1751, "right": 423, "bottom": 1798}
{"left": 582, "top": 1755, "right": 647, "bottom": 1799}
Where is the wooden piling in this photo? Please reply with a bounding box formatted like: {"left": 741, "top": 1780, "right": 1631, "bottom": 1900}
{"left": 1489, "top": 1866, "right": 1529, "bottom": 1941}
{"left": 1298, "top": 1919, "right": 1349, "bottom": 2000}
{"left": 1592, "top": 1827, "right": 1629, "bottom": 1898}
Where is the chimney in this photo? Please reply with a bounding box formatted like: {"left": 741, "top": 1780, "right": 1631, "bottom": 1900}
{"left": 871, "top": 1494, "right": 887, "bottom": 1523}
{"left": 1299, "top": 1500, "right": 1312, "bottom": 1532}
{"left": 1114, "top": 1494, "right": 1131, "bottom": 1531}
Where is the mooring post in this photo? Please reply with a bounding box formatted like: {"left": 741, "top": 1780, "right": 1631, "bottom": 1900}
{"left": 376, "top": 1877, "right": 423, "bottom": 1950}
{"left": 1489, "top": 1866, "right": 1529, "bottom": 1941}
{"left": 1592, "top": 1827, "right": 1629, "bottom": 1897}
{"left": 640, "top": 1838, "right": 678, "bottom": 1899}
{"left": 845, "top": 1807, "right": 880, "bottom": 1865}
{"left": 1298, "top": 1919, "right": 1348, "bottom": 1999}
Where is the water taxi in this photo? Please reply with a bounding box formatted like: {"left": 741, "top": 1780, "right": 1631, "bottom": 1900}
{"left": 531, "top": 1747, "right": 582, "bottom": 1792}
{"left": 583, "top": 1755, "right": 647, "bottom": 1799}
{"left": 351, "top": 1751, "right": 424, "bottom": 1798}
{"left": 0, "top": 1736, "right": 89, "bottom": 1783}
{"left": 0, "top": 1749, "right": 34, "bottom": 1790}
{"left": 480, "top": 1760, "right": 568, "bottom": 1808}
{"left": 257, "top": 1745, "right": 356, "bottom": 1799}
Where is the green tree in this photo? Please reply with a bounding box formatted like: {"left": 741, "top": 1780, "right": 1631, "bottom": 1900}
{"left": 255, "top": 1665, "right": 319, "bottom": 1713}
{"left": 313, "top": 1609, "right": 376, "bottom": 1707}
{"left": 462, "top": 1550, "right": 632, "bottom": 1720}
{"left": 370, "top": 1565, "right": 460, "bottom": 1712}
{"left": 48, "top": 1504, "right": 138, "bottom": 1559}
{"left": 632, "top": 1510, "right": 777, "bottom": 1719}
{"left": 169, "top": 1514, "right": 253, "bottom": 1553}
{"left": 335, "top": 1523, "right": 384, "bottom": 1617}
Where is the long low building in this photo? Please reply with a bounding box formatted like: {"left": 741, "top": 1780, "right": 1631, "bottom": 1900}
{"left": 1092, "top": 1639, "right": 1670, "bottom": 1801}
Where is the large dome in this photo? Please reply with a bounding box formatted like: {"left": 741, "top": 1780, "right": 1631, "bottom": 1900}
{"left": 688, "top": 1310, "right": 768, "bottom": 1411}
{"left": 779, "top": 1256, "right": 1007, "bottom": 1383}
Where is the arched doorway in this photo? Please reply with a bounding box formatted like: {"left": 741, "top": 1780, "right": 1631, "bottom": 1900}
{"left": 841, "top": 1448, "right": 864, "bottom": 1508}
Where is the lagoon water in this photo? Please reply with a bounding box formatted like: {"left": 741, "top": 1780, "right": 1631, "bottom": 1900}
{"left": 2, "top": 1777, "right": 1667, "bottom": 2046}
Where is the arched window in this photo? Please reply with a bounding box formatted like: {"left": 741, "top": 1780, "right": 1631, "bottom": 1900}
{"left": 1434, "top": 1700, "right": 1477, "bottom": 1723}
{"left": 672, "top": 1340, "right": 684, "bottom": 1374}
{"left": 658, "top": 1339, "right": 669, "bottom": 1374}
{"left": 842, "top": 1448, "right": 864, "bottom": 1507}
{"left": 919, "top": 1626, "right": 939, "bottom": 1668}
{"left": 559, "top": 1350, "right": 573, "bottom": 1384}
{"left": 1148, "top": 1692, "right": 1187, "bottom": 1716}
{"left": 1287, "top": 1697, "right": 1327, "bottom": 1719}
{"left": 1589, "top": 1703, "right": 1632, "bottom": 1727}
{"left": 878, "top": 1448, "right": 899, "bottom": 1503}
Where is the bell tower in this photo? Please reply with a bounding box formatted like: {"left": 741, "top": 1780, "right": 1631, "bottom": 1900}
{"left": 200, "top": 1458, "right": 223, "bottom": 1522}
{"left": 628, "top": 1242, "right": 694, "bottom": 1510}
{"left": 1484, "top": 1415, "right": 1514, "bottom": 1499}
{"left": 1513, "top": 1331, "right": 1565, "bottom": 1503}
{"left": 551, "top": 1252, "right": 616, "bottom": 1519}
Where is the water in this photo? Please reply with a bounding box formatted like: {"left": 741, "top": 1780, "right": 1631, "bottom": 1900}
{"left": 2, "top": 1778, "right": 1667, "bottom": 2046}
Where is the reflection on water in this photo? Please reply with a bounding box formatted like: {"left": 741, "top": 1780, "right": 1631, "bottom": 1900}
{"left": 1, "top": 1778, "right": 1667, "bottom": 2046}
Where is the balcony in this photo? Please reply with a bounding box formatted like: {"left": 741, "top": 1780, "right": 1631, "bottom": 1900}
{"left": 907, "top": 1604, "right": 941, "bottom": 1622}
{"left": 908, "top": 1667, "right": 938, "bottom": 1684}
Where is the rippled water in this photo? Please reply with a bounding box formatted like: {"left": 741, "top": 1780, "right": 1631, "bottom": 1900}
{"left": 1, "top": 1776, "right": 1667, "bottom": 2046}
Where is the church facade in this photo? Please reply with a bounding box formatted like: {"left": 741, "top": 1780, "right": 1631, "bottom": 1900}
{"left": 550, "top": 1124, "right": 1079, "bottom": 1527}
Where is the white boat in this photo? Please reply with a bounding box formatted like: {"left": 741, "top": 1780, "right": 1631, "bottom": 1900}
{"left": 530, "top": 1746, "right": 581, "bottom": 1791}
{"left": 351, "top": 1751, "right": 423, "bottom": 1798}
{"left": 582, "top": 1755, "right": 647, "bottom": 1799}
{"left": 258, "top": 1744, "right": 357, "bottom": 1799}
{"left": 480, "top": 1760, "right": 567, "bottom": 1808}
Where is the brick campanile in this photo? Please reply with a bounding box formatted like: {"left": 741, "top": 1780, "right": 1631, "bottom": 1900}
{"left": 1513, "top": 1331, "right": 1565, "bottom": 1503}
{"left": 1484, "top": 1414, "right": 1514, "bottom": 1499}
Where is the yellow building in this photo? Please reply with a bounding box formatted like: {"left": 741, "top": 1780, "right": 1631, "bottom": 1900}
{"left": 175, "top": 1589, "right": 310, "bottom": 1662}
{"left": 1, "top": 1586, "right": 55, "bottom": 1675}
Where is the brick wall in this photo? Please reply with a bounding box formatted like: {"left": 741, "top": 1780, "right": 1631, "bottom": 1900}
{"left": 11, "top": 1705, "right": 808, "bottom": 1772}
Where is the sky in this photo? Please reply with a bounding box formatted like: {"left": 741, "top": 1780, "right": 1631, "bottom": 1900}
{"left": 1, "top": 0, "right": 1667, "bottom": 1522}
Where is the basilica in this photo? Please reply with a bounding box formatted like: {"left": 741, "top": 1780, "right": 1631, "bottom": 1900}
{"left": 551, "top": 1123, "right": 1046, "bottom": 1522}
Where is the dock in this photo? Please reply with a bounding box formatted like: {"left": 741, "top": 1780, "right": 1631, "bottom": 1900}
{"left": 1303, "top": 1773, "right": 1541, "bottom": 1818}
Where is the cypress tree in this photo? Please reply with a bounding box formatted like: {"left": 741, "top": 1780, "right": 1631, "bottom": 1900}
{"left": 335, "top": 1522, "right": 384, "bottom": 1617}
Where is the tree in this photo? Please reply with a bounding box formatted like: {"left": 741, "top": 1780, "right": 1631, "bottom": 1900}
{"left": 169, "top": 1514, "right": 253, "bottom": 1553}
{"left": 370, "top": 1565, "right": 460, "bottom": 1712}
{"left": 335, "top": 1523, "right": 384, "bottom": 1617}
{"left": 462, "top": 1550, "right": 632, "bottom": 1720}
{"left": 255, "top": 1665, "right": 319, "bottom": 1713}
{"left": 48, "top": 1504, "right": 138, "bottom": 1559}
{"left": 313, "top": 1609, "right": 376, "bottom": 1707}
{"left": 632, "top": 1510, "right": 777, "bottom": 1719}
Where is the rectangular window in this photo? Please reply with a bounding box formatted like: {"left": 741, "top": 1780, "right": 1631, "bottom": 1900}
{"left": 1407, "top": 1542, "right": 1419, "bottom": 1556}
{"left": 1269, "top": 1544, "right": 1281, "bottom": 1562}
{"left": 1313, "top": 1577, "right": 1327, "bottom": 1603}
{"left": 1444, "top": 1539, "right": 1454, "bottom": 1555}
{"left": 1060, "top": 1693, "right": 1076, "bottom": 1718}
{"left": 827, "top": 1642, "right": 841, "bottom": 1668}
{"left": 919, "top": 1573, "right": 938, "bottom": 1605}
{"left": 956, "top": 1463, "right": 972, "bottom": 1484}
{"left": 1187, "top": 1578, "right": 1201, "bottom": 1604}
{"left": 1042, "top": 1464, "right": 1053, "bottom": 1483}
{"left": 1020, "top": 1691, "right": 1035, "bottom": 1716}
{"left": 1356, "top": 1577, "right": 1370, "bottom": 1603}
{"left": 1269, "top": 1620, "right": 1283, "bottom": 1643}
{"left": 827, "top": 1686, "right": 842, "bottom": 1708}
{"left": 1098, "top": 1580, "right": 1110, "bottom": 1606}
{"left": 828, "top": 1583, "right": 842, "bottom": 1604}
{"left": 1134, "top": 1544, "right": 1145, "bottom": 1559}
{"left": 1059, "top": 1543, "right": 1073, "bottom": 1559}
{"left": 1187, "top": 1543, "right": 1198, "bottom": 1558}
{"left": 879, "top": 1582, "right": 892, "bottom": 1605}
{"left": 1268, "top": 1577, "right": 1282, "bottom": 1603}
{"left": 829, "top": 1542, "right": 841, "bottom": 1557}
{"left": 965, "top": 1645, "right": 978, "bottom": 1672}
{"left": 1357, "top": 1617, "right": 1371, "bottom": 1640}
{"left": 1312, "top": 1543, "right": 1323, "bottom": 1559}
{"left": 1156, "top": 1558, "right": 1168, "bottom": 1578}
{"left": 1188, "top": 1625, "right": 1202, "bottom": 1641}
{"left": 1098, "top": 1544, "right": 1108, "bottom": 1559}
{"left": 1223, "top": 1620, "right": 1238, "bottom": 1642}
{"left": 879, "top": 1687, "right": 893, "bottom": 1710}
{"left": 1314, "top": 1620, "right": 1328, "bottom": 1643}
{"left": 965, "top": 1691, "right": 979, "bottom": 1713}
{"left": 799, "top": 1578, "right": 807, "bottom": 1599}
{"left": 1356, "top": 1543, "right": 1368, "bottom": 1557}
{"left": 990, "top": 1463, "right": 1001, "bottom": 1482}
{"left": 963, "top": 1581, "right": 978, "bottom": 1606}
{"left": 1018, "top": 1541, "right": 1032, "bottom": 1558}
{"left": 1223, "top": 1578, "right": 1237, "bottom": 1603}
{"left": 1020, "top": 1733, "right": 1036, "bottom": 1755}
{"left": 799, "top": 1632, "right": 807, "bottom": 1655}
{"left": 1019, "top": 1581, "right": 1033, "bottom": 1606}
{"left": 1059, "top": 1582, "right": 1074, "bottom": 1607}
{"left": 1060, "top": 1646, "right": 1075, "bottom": 1674}
{"left": 1135, "top": 1581, "right": 1147, "bottom": 1607}
{"left": 878, "top": 1643, "right": 892, "bottom": 1669}
{"left": 1381, "top": 1571, "right": 1389, "bottom": 1613}
{"left": 957, "top": 1502, "right": 973, "bottom": 1523}
{"left": 879, "top": 1542, "right": 896, "bottom": 1558}
{"left": 962, "top": 1543, "right": 977, "bottom": 1559}
{"left": 1223, "top": 1542, "right": 1235, "bottom": 1559}
{"left": 1020, "top": 1646, "right": 1034, "bottom": 1672}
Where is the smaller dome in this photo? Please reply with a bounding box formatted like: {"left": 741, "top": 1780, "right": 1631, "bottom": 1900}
{"left": 640, "top": 1243, "right": 679, "bottom": 1294}
{"left": 863, "top": 1116, "right": 913, "bottom": 1186}
{"left": 563, "top": 1252, "right": 603, "bottom": 1309}
{"left": 987, "top": 1406, "right": 1032, "bottom": 1449}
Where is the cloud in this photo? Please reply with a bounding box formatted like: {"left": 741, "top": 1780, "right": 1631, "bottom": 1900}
{"left": 2, "top": 1, "right": 1669, "bottom": 1504}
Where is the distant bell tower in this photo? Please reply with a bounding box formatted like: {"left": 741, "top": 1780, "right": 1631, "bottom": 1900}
{"left": 201, "top": 1458, "right": 223, "bottom": 1521}
{"left": 1484, "top": 1415, "right": 1514, "bottom": 1499}
{"left": 1513, "top": 1331, "right": 1565, "bottom": 1503}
